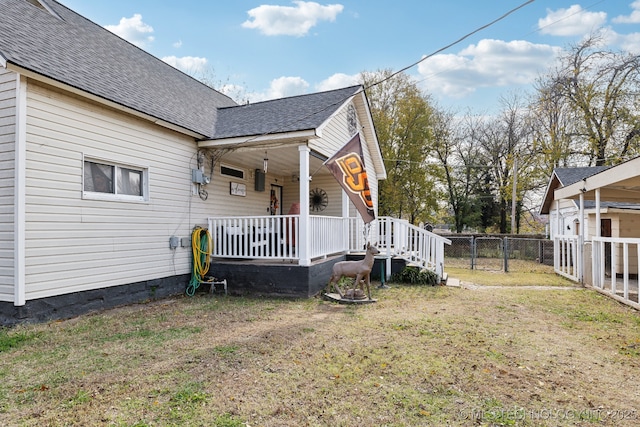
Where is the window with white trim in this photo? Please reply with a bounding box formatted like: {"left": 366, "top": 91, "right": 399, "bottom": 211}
{"left": 83, "top": 159, "right": 148, "bottom": 201}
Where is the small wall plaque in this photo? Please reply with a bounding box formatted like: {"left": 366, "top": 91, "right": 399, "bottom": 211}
{"left": 230, "top": 182, "right": 246, "bottom": 196}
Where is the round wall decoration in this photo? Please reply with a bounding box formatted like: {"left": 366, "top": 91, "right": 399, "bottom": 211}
{"left": 309, "top": 187, "right": 328, "bottom": 211}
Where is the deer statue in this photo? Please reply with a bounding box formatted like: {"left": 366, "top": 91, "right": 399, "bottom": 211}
{"left": 327, "top": 243, "right": 380, "bottom": 300}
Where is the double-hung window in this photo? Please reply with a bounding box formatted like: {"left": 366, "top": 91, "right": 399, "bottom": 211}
{"left": 83, "top": 158, "right": 148, "bottom": 202}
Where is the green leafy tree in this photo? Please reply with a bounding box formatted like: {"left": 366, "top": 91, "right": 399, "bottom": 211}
{"left": 432, "top": 110, "right": 490, "bottom": 232}
{"left": 361, "top": 70, "right": 440, "bottom": 225}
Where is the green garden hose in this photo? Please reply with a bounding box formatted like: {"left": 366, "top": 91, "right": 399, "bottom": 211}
{"left": 185, "top": 227, "right": 212, "bottom": 296}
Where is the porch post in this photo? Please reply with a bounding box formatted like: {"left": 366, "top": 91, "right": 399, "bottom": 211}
{"left": 298, "top": 145, "right": 311, "bottom": 266}
{"left": 555, "top": 199, "right": 561, "bottom": 238}
{"left": 579, "top": 193, "right": 584, "bottom": 283}
{"left": 341, "top": 189, "right": 349, "bottom": 216}
{"left": 554, "top": 200, "right": 560, "bottom": 272}
{"left": 594, "top": 188, "right": 601, "bottom": 287}
{"left": 595, "top": 188, "right": 601, "bottom": 238}
{"left": 342, "top": 190, "right": 350, "bottom": 251}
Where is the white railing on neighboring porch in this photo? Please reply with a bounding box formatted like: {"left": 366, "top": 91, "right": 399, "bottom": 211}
{"left": 591, "top": 236, "right": 640, "bottom": 307}
{"left": 208, "top": 215, "right": 452, "bottom": 279}
{"left": 553, "top": 234, "right": 581, "bottom": 282}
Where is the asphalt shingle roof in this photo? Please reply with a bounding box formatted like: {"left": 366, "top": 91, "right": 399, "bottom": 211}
{"left": 0, "top": 0, "right": 237, "bottom": 137}
{"left": 211, "top": 85, "right": 362, "bottom": 140}
{"left": 554, "top": 166, "right": 611, "bottom": 186}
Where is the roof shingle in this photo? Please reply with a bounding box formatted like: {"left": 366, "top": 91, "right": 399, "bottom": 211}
{"left": 211, "top": 86, "right": 362, "bottom": 140}
{"left": 0, "top": 0, "right": 236, "bottom": 137}
{"left": 553, "top": 166, "right": 611, "bottom": 186}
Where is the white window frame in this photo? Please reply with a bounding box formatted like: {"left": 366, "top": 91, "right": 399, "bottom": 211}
{"left": 82, "top": 156, "right": 149, "bottom": 203}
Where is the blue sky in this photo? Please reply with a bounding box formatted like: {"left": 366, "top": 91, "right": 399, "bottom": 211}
{"left": 58, "top": 0, "right": 638, "bottom": 113}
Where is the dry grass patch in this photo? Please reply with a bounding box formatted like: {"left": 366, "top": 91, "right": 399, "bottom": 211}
{"left": 446, "top": 259, "right": 578, "bottom": 287}
{"left": 1, "top": 278, "right": 639, "bottom": 426}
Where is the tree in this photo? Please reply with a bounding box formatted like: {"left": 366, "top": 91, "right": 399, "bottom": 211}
{"left": 431, "top": 110, "right": 493, "bottom": 233}
{"left": 531, "top": 76, "right": 577, "bottom": 173}
{"left": 477, "top": 93, "right": 536, "bottom": 233}
{"left": 362, "top": 70, "right": 441, "bottom": 224}
{"left": 545, "top": 34, "right": 640, "bottom": 166}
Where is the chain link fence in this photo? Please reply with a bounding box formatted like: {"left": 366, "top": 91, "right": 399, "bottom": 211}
{"left": 444, "top": 235, "right": 554, "bottom": 272}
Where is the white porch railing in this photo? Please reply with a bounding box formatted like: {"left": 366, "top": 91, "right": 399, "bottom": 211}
{"left": 208, "top": 215, "right": 299, "bottom": 260}
{"left": 553, "top": 234, "right": 581, "bottom": 282}
{"left": 591, "top": 236, "right": 640, "bottom": 307}
{"left": 207, "top": 215, "right": 451, "bottom": 279}
{"left": 309, "top": 215, "right": 349, "bottom": 259}
{"left": 374, "top": 217, "right": 451, "bottom": 279}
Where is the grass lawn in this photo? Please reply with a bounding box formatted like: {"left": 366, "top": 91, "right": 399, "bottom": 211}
{"left": 1, "top": 268, "right": 639, "bottom": 426}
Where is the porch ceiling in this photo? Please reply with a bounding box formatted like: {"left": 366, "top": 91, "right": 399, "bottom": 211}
{"left": 204, "top": 143, "right": 331, "bottom": 178}
{"left": 555, "top": 157, "right": 640, "bottom": 203}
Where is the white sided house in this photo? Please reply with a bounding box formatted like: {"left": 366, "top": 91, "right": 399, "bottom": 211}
{"left": 0, "top": 0, "right": 450, "bottom": 325}
{"left": 541, "top": 160, "right": 640, "bottom": 310}
{"left": 540, "top": 167, "right": 611, "bottom": 239}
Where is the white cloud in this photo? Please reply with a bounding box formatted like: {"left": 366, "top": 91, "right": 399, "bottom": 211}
{"left": 613, "top": 0, "right": 640, "bottom": 24}
{"left": 248, "top": 76, "right": 310, "bottom": 102}
{"left": 417, "top": 39, "right": 561, "bottom": 98}
{"left": 316, "top": 73, "right": 360, "bottom": 91}
{"left": 538, "top": 5, "right": 607, "bottom": 37}
{"left": 105, "top": 14, "right": 154, "bottom": 48}
{"left": 173, "top": 40, "right": 183, "bottom": 48}
{"left": 618, "top": 32, "right": 640, "bottom": 54}
{"left": 242, "top": 1, "right": 344, "bottom": 36}
{"left": 162, "top": 56, "right": 208, "bottom": 74}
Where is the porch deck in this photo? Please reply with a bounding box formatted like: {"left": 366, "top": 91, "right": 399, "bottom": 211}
{"left": 206, "top": 215, "right": 451, "bottom": 298}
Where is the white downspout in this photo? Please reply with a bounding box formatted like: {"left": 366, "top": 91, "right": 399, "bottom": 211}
{"left": 298, "top": 145, "right": 311, "bottom": 266}
{"left": 14, "top": 74, "right": 26, "bottom": 306}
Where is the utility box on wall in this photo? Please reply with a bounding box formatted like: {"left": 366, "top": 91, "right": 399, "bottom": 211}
{"left": 255, "top": 169, "right": 265, "bottom": 192}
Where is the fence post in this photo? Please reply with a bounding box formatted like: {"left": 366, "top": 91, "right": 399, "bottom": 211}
{"left": 470, "top": 236, "right": 475, "bottom": 270}
{"left": 504, "top": 237, "right": 509, "bottom": 272}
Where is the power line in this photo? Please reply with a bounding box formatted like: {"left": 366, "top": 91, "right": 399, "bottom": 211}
{"left": 414, "top": 0, "right": 607, "bottom": 88}
{"left": 366, "top": 0, "right": 536, "bottom": 91}
{"left": 219, "top": 0, "right": 537, "bottom": 150}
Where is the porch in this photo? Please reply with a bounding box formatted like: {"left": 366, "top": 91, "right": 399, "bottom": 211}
{"left": 207, "top": 215, "right": 451, "bottom": 297}
{"left": 554, "top": 234, "right": 640, "bottom": 310}
{"left": 547, "top": 158, "right": 640, "bottom": 311}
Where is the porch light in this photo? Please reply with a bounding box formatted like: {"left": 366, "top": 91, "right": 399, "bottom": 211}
{"left": 263, "top": 151, "right": 268, "bottom": 173}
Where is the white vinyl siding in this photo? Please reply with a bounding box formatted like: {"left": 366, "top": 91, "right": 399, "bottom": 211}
{"left": 22, "top": 81, "right": 218, "bottom": 300}
{"left": 198, "top": 164, "right": 279, "bottom": 217}
{"left": 0, "top": 69, "right": 16, "bottom": 302}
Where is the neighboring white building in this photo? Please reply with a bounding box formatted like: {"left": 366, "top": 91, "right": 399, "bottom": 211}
{"left": 540, "top": 167, "right": 611, "bottom": 238}
{"left": 543, "top": 158, "right": 640, "bottom": 310}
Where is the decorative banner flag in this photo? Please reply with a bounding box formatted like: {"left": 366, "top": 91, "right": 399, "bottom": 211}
{"left": 325, "top": 133, "right": 375, "bottom": 223}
